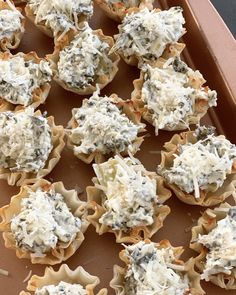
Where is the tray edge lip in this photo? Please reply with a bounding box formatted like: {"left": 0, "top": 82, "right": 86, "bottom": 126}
{"left": 185, "top": 0, "right": 236, "bottom": 105}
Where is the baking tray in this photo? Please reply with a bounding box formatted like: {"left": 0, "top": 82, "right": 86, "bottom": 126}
{"left": 0, "top": 0, "right": 236, "bottom": 294}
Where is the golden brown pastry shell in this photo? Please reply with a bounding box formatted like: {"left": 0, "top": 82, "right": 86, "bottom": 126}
{"left": 110, "top": 239, "right": 204, "bottom": 294}
{"left": 0, "top": 179, "right": 89, "bottom": 265}
{"left": 86, "top": 172, "right": 171, "bottom": 243}
{"left": 67, "top": 94, "right": 145, "bottom": 164}
{"left": 131, "top": 47, "right": 216, "bottom": 133}
{"left": 0, "top": 51, "right": 51, "bottom": 111}
{"left": 25, "top": 3, "right": 90, "bottom": 39}
{"left": 19, "top": 264, "right": 107, "bottom": 295}
{"left": 47, "top": 26, "right": 120, "bottom": 95}
{"left": 0, "top": 109, "right": 65, "bottom": 186}
{"left": 158, "top": 130, "right": 236, "bottom": 206}
{"left": 190, "top": 202, "right": 236, "bottom": 289}
{"left": 0, "top": 1, "right": 25, "bottom": 51}
{"left": 94, "top": 0, "right": 154, "bottom": 22}
{"left": 114, "top": 7, "right": 186, "bottom": 67}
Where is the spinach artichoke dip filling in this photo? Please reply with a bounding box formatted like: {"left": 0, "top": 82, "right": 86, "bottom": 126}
{"left": 159, "top": 126, "right": 236, "bottom": 199}
{"left": 93, "top": 156, "right": 157, "bottom": 230}
{"left": 113, "top": 7, "right": 185, "bottom": 62}
{"left": 141, "top": 58, "right": 217, "bottom": 134}
{"left": 0, "top": 108, "right": 52, "bottom": 173}
{"left": 0, "top": 55, "right": 52, "bottom": 106}
{"left": 28, "top": 0, "right": 93, "bottom": 37}
{"left": 197, "top": 208, "right": 236, "bottom": 281}
{"left": 11, "top": 188, "right": 81, "bottom": 255}
{"left": 0, "top": 4, "right": 23, "bottom": 40}
{"left": 124, "top": 241, "right": 190, "bottom": 294}
{"left": 70, "top": 91, "right": 143, "bottom": 155}
{"left": 57, "top": 23, "right": 113, "bottom": 90}
{"left": 35, "top": 281, "right": 86, "bottom": 295}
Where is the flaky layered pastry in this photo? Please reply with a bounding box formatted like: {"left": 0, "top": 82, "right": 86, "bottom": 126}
{"left": 158, "top": 126, "right": 236, "bottom": 206}
{"left": 110, "top": 239, "right": 204, "bottom": 294}
{"left": 0, "top": 108, "right": 64, "bottom": 186}
{"left": 19, "top": 264, "right": 107, "bottom": 295}
{"left": 47, "top": 22, "right": 120, "bottom": 95}
{"left": 67, "top": 90, "right": 145, "bottom": 164}
{"left": 94, "top": 0, "right": 154, "bottom": 22}
{"left": 191, "top": 202, "right": 236, "bottom": 289}
{"left": 0, "top": 179, "right": 89, "bottom": 265}
{"left": 0, "top": 0, "right": 25, "bottom": 51}
{"left": 0, "top": 51, "right": 52, "bottom": 111}
{"left": 87, "top": 155, "right": 171, "bottom": 243}
{"left": 132, "top": 56, "right": 217, "bottom": 134}
{"left": 25, "top": 0, "right": 93, "bottom": 39}
{"left": 112, "top": 7, "right": 186, "bottom": 66}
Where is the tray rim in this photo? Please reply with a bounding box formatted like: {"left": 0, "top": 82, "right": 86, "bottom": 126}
{"left": 186, "top": 0, "right": 236, "bottom": 104}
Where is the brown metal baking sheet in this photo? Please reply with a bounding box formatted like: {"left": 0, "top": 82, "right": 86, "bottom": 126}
{"left": 0, "top": 0, "right": 236, "bottom": 294}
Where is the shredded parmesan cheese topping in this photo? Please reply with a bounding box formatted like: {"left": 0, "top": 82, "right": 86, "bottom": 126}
{"left": 35, "top": 281, "right": 86, "bottom": 295}
{"left": 124, "top": 241, "right": 190, "bottom": 294}
{"left": 113, "top": 7, "right": 185, "bottom": 62}
{"left": 0, "top": 7, "right": 23, "bottom": 40}
{"left": 0, "top": 108, "right": 52, "bottom": 172}
{"left": 11, "top": 188, "right": 81, "bottom": 255}
{"left": 93, "top": 156, "right": 157, "bottom": 230}
{"left": 197, "top": 208, "right": 236, "bottom": 281}
{"left": 57, "top": 23, "right": 113, "bottom": 90}
{"left": 141, "top": 58, "right": 217, "bottom": 134}
{"left": 70, "top": 91, "right": 143, "bottom": 155}
{"left": 0, "top": 55, "right": 52, "bottom": 106}
{"left": 159, "top": 127, "right": 236, "bottom": 198}
{"left": 28, "top": 0, "right": 93, "bottom": 37}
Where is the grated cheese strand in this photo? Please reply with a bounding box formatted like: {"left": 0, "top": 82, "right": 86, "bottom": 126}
{"left": 0, "top": 268, "right": 9, "bottom": 276}
{"left": 22, "top": 270, "right": 32, "bottom": 283}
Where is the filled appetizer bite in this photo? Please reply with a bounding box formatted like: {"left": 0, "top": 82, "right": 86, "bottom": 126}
{"left": 94, "top": 0, "right": 154, "bottom": 22}
{"left": 25, "top": 0, "right": 93, "bottom": 39}
{"left": 87, "top": 155, "right": 171, "bottom": 243}
{"left": 112, "top": 7, "right": 186, "bottom": 66}
{"left": 132, "top": 56, "right": 217, "bottom": 135}
{"left": 67, "top": 90, "right": 145, "bottom": 164}
{"left": 19, "top": 264, "right": 107, "bottom": 295}
{"left": 0, "top": 0, "right": 25, "bottom": 51}
{"left": 47, "top": 22, "right": 120, "bottom": 95}
{"left": 191, "top": 202, "right": 236, "bottom": 289}
{"left": 0, "top": 108, "right": 64, "bottom": 186}
{"left": 110, "top": 239, "right": 204, "bottom": 294}
{"left": 158, "top": 126, "right": 236, "bottom": 206}
{"left": 0, "top": 180, "right": 89, "bottom": 265}
{"left": 0, "top": 52, "right": 52, "bottom": 111}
